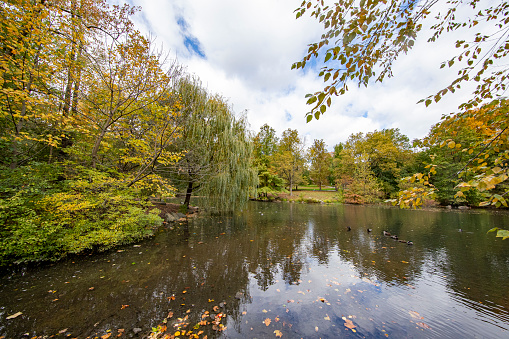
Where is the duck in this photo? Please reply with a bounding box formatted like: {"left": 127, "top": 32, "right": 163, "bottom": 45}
{"left": 383, "top": 231, "right": 391, "bottom": 236}
{"left": 346, "top": 226, "right": 352, "bottom": 231}
{"left": 367, "top": 228, "right": 372, "bottom": 233}
{"left": 391, "top": 235, "right": 399, "bottom": 240}
{"left": 398, "top": 239, "right": 407, "bottom": 243}
{"left": 407, "top": 241, "right": 414, "bottom": 245}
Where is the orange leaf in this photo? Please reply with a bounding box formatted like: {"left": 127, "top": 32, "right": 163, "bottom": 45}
{"left": 274, "top": 329, "right": 283, "bottom": 337}
{"left": 409, "top": 311, "right": 423, "bottom": 319}
{"left": 264, "top": 318, "right": 271, "bottom": 326}
{"left": 416, "top": 322, "right": 431, "bottom": 329}
{"left": 344, "top": 319, "right": 356, "bottom": 330}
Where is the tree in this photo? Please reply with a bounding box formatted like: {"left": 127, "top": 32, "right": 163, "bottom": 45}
{"left": 160, "top": 76, "right": 257, "bottom": 211}
{"left": 308, "top": 139, "right": 331, "bottom": 190}
{"left": 393, "top": 100, "right": 509, "bottom": 238}
{"left": 293, "top": 0, "right": 509, "bottom": 120}
{"left": 332, "top": 137, "right": 382, "bottom": 203}
{"left": 273, "top": 129, "right": 306, "bottom": 196}
{"left": 253, "top": 124, "right": 285, "bottom": 198}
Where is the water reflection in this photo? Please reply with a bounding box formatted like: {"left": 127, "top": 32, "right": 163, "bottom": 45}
{"left": 1, "top": 202, "right": 508, "bottom": 338}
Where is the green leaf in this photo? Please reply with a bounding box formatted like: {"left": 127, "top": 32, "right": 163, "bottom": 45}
{"left": 306, "top": 114, "right": 313, "bottom": 123}
{"left": 487, "top": 227, "right": 499, "bottom": 234}
{"left": 497, "top": 229, "right": 509, "bottom": 240}
{"left": 314, "top": 111, "right": 321, "bottom": 120}
{"left": 325, "top": 53, "right": 332, "bottom": 62}
{"left": 320, "top": 104, "right": 326, "bottom": 113}
{"left": 306, "top": 96, "right": 317, "bottom": 105}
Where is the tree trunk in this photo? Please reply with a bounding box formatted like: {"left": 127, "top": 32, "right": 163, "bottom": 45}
{"left": 184, "top": 181, "right": 194, "bottom": 208}
{"left": 91, "top": 120, "right": 111, "bottom": 168}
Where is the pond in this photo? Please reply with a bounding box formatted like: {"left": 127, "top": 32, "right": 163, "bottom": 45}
{"left": 1, "top": 202, "right": 508, "bottom": 338}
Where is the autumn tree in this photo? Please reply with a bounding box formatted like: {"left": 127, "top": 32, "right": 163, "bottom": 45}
{"left": 332, "top": 136, "right": 382, "bottom": 203}
{"left": 293, "top": 0, "right": 509, "bottom": 120}
{"left": 253, "top": 124, "right": 285, "bottom": 198}
{"left": 273, "top": 128, "right": 306, "bottom": 196}
{"left": 308, "top": 139, "right": 331, "bottom": 190}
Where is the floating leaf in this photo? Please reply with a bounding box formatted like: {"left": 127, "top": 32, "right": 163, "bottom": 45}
{"left": 344, "top": 318, "right": 356, "bottom": 330}
{"left": 6, "top": 312, "right": 22, "bottom": 320}
{"left": 264, "top": 318, "right": 271, "bottom": 326}
{"left": 274, "top": 329, "right": 283, "bottom": 337}
{"left": 324, "top": 314, "right": 330, "bottom": 321}
{"left": 409, "top": 311, "right": 423, "bottom": 319}
{"left": 416, "top": 322, "right": 431, "bottom": 329}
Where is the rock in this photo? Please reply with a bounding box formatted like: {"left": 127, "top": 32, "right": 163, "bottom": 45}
{"left": 458, "top": 205, "right": 470, "bottom": 210}
{"left": 165, "top": 213, "right": 177, "bottom": 222}
{"left": 176, "top": 212, "right": 186, "bottom": 219}
{"left": 133, "top": 328, "right": 142, "bottom": 334}
{"left": 446, "top": 205, "right": 452, "bottom": 209}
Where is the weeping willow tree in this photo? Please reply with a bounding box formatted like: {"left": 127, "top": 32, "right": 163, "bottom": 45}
{"left": 160, "top": 75, "right": 257, "bottom": 212}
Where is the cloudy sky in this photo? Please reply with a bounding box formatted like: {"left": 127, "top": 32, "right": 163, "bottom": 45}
{"left": 119, "top": 0, "right": 478, "bottom": 150}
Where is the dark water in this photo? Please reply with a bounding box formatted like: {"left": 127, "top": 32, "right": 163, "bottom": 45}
{"left": 1, "top": 202, "right": 508, "bottom": 338}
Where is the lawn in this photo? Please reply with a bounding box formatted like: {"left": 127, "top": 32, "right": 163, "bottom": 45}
{"left": 277, "top": 189, "right": 340, "bottom": 202}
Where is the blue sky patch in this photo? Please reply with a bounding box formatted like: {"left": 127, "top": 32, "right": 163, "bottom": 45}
{"left": 176, "top": 16, "right": 206, "bottom": 58}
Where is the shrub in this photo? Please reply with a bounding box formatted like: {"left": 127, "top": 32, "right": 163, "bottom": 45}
{"left": 0, "top": 162, "right": 163, "bottom": 266}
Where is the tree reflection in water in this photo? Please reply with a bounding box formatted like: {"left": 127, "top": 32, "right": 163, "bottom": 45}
{"left": 0, "top": 202, "right": 508, "bottom": 338}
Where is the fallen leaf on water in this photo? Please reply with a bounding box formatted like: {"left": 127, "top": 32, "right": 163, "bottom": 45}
{"left": 59, "top": 328, "right": 68, "bottom": 334}
{"left": 402, "top": 261, "right": 409, "bottom": 264}
{"left": 121, "top": 305, "right": 129, "bottom": 310}
{"left": 344, "top": 318, "right": 356, "bottom": 331}
{"left": 324, "top": 314, "right": 330, "bottom": 321}
{"left": 213, "top": 306, "right": 220, "bottom": 312}
{"left": 167, "top": 311, "right": 174, "bottom": 318}
{"left": 208, "top": 299, "right": 214, "bottom": 302}
{"left": 275, "top": 316, "right": 280, "bottom": 322}
{"left": 89, "top": 287, "right": 95, "bottom": 291}
{"left": 315, "top": 326, "right": 319, "bottom": 332}
{"left": 6, "top": 312, "right": 22, "bottom": 320}
{"left": 262, "top": 309, "right": 268, "bottom": 313}
{"left": 101, "top": 333, "right": 111, "bottom": 339}
{"left": 274, "top": 329, "right": 283, "bottom": 337}
{"left": 409, "top": 311, "right": 423, "bottom": 319}
{"left": 52, "top": 298, "right": 59, "bottom": 302}
{"left": 264, "top": 318, "right": 271, "bottom": 326}
{"left": 242, "top": 311, "right": 247, "bottom": 315}
{"left": 416, "top": 322, "right": 431, "bottom": 329}
{"left": 276, "top": 289, "right": 280, "bottom": 292}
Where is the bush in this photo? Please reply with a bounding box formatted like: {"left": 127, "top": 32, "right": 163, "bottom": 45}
{"left": 0, "top": 162, "right": 163, "bottom": 266}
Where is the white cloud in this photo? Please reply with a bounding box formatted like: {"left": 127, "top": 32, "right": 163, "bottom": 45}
{"left": 122, "top": 0, "right": 482, "bottom": 150}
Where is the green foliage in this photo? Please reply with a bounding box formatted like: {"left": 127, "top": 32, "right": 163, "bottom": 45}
{"left": 294, "top": 0, "right": 509, "bottom": 119}
{"left": 272, "top": 128, "right": 306, "bottom": 196}
{"left": 330, "top": 129, "right": 412, "bottom": 202}
{"left": 487, "top": 227, "right": 509, "bottom": 240}
{"left": 0, "top": 162, "right": 162, "bottom": 265}
{"left": 308, "top": 139, "right": 331, "bottom": 190}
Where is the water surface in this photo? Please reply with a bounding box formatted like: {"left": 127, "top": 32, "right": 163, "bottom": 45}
{"left": 1, "top": 202, "right": 508, "bottom": 338}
